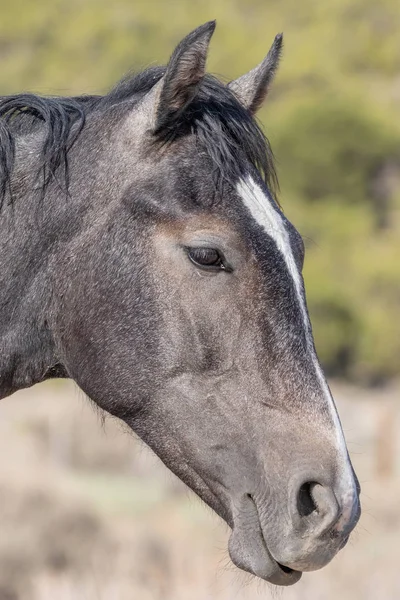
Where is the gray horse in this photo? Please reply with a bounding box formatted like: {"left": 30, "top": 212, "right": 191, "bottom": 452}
{"left": 0, "top": 21, "right": 360, "bottom": 586}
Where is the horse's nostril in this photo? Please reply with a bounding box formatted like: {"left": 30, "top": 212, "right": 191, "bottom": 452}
{"left": 297, "top": 481, "right": 319, "bottom": 518}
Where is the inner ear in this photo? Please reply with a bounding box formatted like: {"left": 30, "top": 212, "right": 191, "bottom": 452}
{"left": 154, "top": 21, "right": 216, "bottom": 134}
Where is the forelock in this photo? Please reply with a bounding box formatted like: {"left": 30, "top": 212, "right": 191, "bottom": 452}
{"left": 154, "top": 74, "right": 279, "bottom": 199}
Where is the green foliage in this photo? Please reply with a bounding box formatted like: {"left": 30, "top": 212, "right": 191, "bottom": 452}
{"left": 273, "top": 97, "right": 400, "bottom": 383}
{"left": 0, "top": 0, "right": 399, "bottom": 383}
{"left": 274, "top": 99, "right": 399, "bottom": 208}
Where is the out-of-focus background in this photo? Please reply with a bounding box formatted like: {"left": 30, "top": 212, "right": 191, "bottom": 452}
{"left": 0, "top": 0, "right": 399, "bottom": 598}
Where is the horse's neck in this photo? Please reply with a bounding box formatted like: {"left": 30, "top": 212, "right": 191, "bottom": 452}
{"left": 0, "top": 188, "right": 67, "bottom": 400}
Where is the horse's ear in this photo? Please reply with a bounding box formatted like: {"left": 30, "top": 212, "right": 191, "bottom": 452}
{"left": 228, "top": 33, "right": 283, "bottom": 115}
{"left": 153, "top": 21, "right": 216, "bottom": 133}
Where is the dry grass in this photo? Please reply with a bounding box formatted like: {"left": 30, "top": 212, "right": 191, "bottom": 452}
{"left": 0, "top": 379, "right": 399, "bottom": 600}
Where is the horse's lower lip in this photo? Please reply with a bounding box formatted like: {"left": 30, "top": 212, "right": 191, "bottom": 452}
{"left": 268, "top": 556, "right": 301, "bottom": 583}
{"left": 229, "top": 537, "right": 302, "bottom": 585}
{"left": 258, "top": 552, "right": 302, "bottom": 585}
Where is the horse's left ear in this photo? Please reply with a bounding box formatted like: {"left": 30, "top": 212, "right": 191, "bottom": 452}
{"left": 153, "top": 21, "right": 216, "bottom": 133}
{"left": 228, "top": 33, "right": 283, "bottom": 114}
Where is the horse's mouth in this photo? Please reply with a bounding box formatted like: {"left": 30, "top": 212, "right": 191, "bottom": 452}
{"left": 264, "top": 554, "right": 302, "bottom": 586}
{"left": 250, "top": 493, "right": 303, "bottom": 585}
{"left": 257, "top": 540, "right": 303, "bottom": 586}
{"left": 228, "top": 494, "right": 302, "bottom": 586}
{"left": 228, "top": 527, "right": 302, "bottom": 586}
{"left": 277, "top": 562, "right": 297, "bottom": 575}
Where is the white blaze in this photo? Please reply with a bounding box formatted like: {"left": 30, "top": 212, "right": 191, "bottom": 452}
{"left": 237, "top": 176, "right": 348, "bottom": 456}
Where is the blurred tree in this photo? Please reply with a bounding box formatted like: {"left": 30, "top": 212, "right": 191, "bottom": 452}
{"left": 274, "top": 99, "right": 399, "bottom": 227}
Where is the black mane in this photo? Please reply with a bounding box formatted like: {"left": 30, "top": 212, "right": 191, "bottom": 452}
{"left": 0, "top": 66, "right": 278, "bottom": 207}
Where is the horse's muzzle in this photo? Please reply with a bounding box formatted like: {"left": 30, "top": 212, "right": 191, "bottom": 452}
{"left": 227, "top": 468, "right": 360, "bottom": 585}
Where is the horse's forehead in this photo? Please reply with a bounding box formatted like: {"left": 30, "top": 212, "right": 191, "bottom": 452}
{"left": 236, "top": 175, "right": 301, "bottom": 283}
{"left": 236, "top": 176, "right": 294, "bottom": 250}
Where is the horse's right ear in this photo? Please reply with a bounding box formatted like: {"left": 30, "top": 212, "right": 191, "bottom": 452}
{"left": 152, "top": 21, "right": 216, "bottom": 133}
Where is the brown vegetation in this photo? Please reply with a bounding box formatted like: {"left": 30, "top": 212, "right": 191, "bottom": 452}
{"left": 0, "top": 380, "right": 399, "bottom": 599}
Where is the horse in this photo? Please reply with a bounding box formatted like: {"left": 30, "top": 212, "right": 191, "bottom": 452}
{"left": 0, "top": 21, "right": 360, "bottom": 586}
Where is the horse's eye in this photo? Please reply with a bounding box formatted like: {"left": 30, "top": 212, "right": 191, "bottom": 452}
{"left": 186, "top": 247, "right": 226, "bottom": 271}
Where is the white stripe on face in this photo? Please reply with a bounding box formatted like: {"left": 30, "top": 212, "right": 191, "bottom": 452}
{"left": 236, "top": 175, "right": 349, "bottom": 458}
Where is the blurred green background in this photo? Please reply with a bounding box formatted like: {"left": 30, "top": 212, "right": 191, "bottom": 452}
{"left": 2, "top": 0, "right": 399, "bottom": 384}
